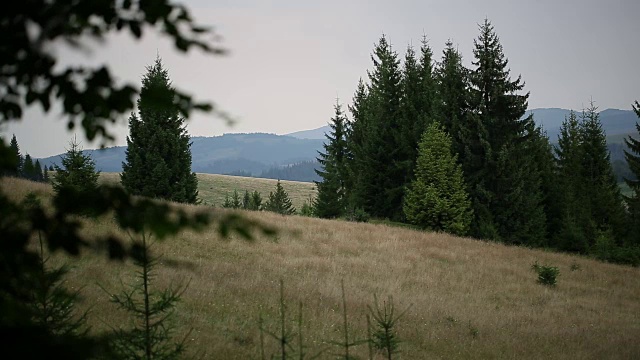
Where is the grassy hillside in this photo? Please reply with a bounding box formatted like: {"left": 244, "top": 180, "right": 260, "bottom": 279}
{"left": 4, "top": 177, "right": 640, "bottom": 359}
{"left": 98, "top": 172, "right": 317, "bottom": 210}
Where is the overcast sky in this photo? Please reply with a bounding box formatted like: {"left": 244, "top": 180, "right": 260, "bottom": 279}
{"left": 3, "top": 0, "right": 639, "bottom": 157}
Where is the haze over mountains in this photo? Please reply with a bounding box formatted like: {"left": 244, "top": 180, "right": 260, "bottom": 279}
{"left": 37, "top": 108, "right": 638, "bottom": 180}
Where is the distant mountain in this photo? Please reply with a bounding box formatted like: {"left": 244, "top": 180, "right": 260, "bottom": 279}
{"left": 285, "top": 127, "right": 331, "bottom": 140}
{"left": 38, "top": 133, "right": 325, "bottom": 179}
{"left": 36, "top": 108, "right": 638, "bottom": 182}
{"left": 286, "top": 108, "right": 639, "bottom": 143}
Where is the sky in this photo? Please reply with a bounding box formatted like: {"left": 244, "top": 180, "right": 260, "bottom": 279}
{"left": 3, "top": 0, "right": 639, "bottom": 157}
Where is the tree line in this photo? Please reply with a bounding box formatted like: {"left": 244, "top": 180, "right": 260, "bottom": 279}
{"left": 5, "top": 134, "right": 50, "bottom": 182}
{"left": 314, "top": 20, "right": 640, "bottom": 265}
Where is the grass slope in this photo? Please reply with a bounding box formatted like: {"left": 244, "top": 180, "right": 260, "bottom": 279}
{"left": 98, "top": 172, "right": 317, "bottom": 210}
{"left": 4, "top": 177, "right": 640, "bottom": 359}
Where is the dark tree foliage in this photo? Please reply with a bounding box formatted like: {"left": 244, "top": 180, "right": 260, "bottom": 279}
{"left": 52, "top": 138, "right": 100, "bottom": 196}
{"left": 121, "top": 57, "right": 199, "bottom": 204}
{"left": 345, "top": 78, "right": 370, "bottom": 209}
{"left": 315, "top": 100, "right": 349, "bottom": 218}
{"left": 250, "top": 190, "right": 263, "bottom": 211}
{"left": 0, "top": 2, "right": 272, "bottom": 358}
{"left": 264, "top": 180, "right": 296, "bottom": 215}
{"left": 397, "top": 39, "right": 435, "bottom": 187}
{"left": 22, "top": 154, "right": 36, "bottom": 180}
{"left": 624, "top": 101, "right": 640, "bottom": 245}
{"left": 4, "top": 134, "right": 23, "bottom": 176}
{"left": 467, "top": 19, "right": 546, "bottom": 244}
{"left": 353, "top": 35, "right": 404, "bottom": 219}
{"left": 578, "top": 103, "right": 626, "bottom": 246}
{"left": 434, "top": 40, "right": 472, "bottom": 161}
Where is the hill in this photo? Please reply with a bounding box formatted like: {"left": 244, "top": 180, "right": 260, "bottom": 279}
{"left": 287, "top": 108, "right": 639, "bottom": 142}
{"left": 4, "top": 177, "right": 640, "bottom": 359}
{"left": 34, "top": 108, "right": 638, "bottom": 181}
{"left": 37, "top": 133, "right": 325, "bottom": 177}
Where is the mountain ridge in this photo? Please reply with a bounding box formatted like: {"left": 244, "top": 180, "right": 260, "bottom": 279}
{"left": 37, "top": 108, "right": 638, "bottom": 181}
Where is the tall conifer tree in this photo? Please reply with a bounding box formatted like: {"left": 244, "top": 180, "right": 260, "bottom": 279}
{"left": 315, "top": 101, "right": 349, "bottom": 218}
{"left": 623, "top": 101, "right": 640, "bottom": 245}
{"left": 578, "top": 102, "right": 625, "bottom": 246}
{"left": 345, "top": 78, "right": 370, "bottom": 210}
{"left": 554, "top": 111, "right": 590, "bottom": 251}
{"left": 7, "top": 134, "right": 22, "bottom": 177}
{"left": 357, "top": 35, "right": 404, "bottom": 219}
{"left": 121, "top": 57, "right": 198, "bottom": 204}
{"left": 467, "top": 19, "right": 546, "bottom": 243}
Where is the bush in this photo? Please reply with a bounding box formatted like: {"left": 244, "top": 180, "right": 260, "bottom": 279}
{"left": 532, "top": 262, "right": 559, "bottom": 286}
{"left": 345, "top": 207, "right": 370, "bottom": 223}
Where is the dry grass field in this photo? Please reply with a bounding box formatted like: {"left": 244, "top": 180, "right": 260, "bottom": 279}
{"left": 98, "top": 172, "right": 317, "bottom": 210}
{"left": 3, "top": 177, "right": 640, "bottom": 359}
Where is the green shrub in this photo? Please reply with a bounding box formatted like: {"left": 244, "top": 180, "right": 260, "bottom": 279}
{"left": 346, "top": 207, "right": 370, "bottom": 223}
{"left": 531, "top": 262, "right": 559, "bottom": 286}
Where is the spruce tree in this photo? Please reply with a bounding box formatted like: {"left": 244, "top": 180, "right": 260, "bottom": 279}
{"left": 397, "top": 40, "right": 435, "bottom": 187}
{"left": 23, "top": 154, "right": 35, "bottom": 180}
{"left": 578, "top": 102, "right": 625, "bottom": 246}
{"left": 624, "top": 101, "right": 640, "bottom": 245}
{"left": 250, "top": 190, "right": 263, "bottom": 211}
{"left": 7, "top": 134, "right": 22, "bottom": 177}
{"left": 52, "top": 138, "right": 100, "bottom": 196}
{"left": 242, "top": 190, "right": 251, "bottom": 210}
{"left": 356, "top": 35, "right": 404, "bottom": 219}
{"left": 121, "top": 57, "right": 198, "bottom": 204}
{"left": 434, "top": 40, "right": 473, "bottom": 165}
{"left": 403, "top": 122, "right": 472, "bottom": 235}
{"left": 105, "top": 232, "right": 188, "bottom": 359}
{"left": 345, "top": 78, "right": 370, "bottom": 210}
{"left": 314, "top": 100, "right": 349, "bottom": 218}
{"left": 468, "top": 19, "right": 546, "bottom": 243}
{"left": 264, "top": 180, "right": 296, "bottom": 215}
{"left": 34, "top": 159, "right": 44, "bottom": 182}
{"left": 554, "top": 110, "right": 590, "bottom": 251}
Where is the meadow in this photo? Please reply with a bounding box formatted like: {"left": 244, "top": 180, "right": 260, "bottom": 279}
{"left": 4, "top": 177, "right": 640, "bottom": 359}
{"left": 98, "top": 172, "right": 317, "bottom": 210}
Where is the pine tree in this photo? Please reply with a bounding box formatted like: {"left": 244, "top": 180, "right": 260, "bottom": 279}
{"left": 578, "top": 102, "right": 625, "bottom": 246}
{"left": 7, "top": 134, "right": 23, "bottom": 176}
{"left": 34, "top": 159, "right": 44, "bottom": 182}
{"left": 554, "top": 111, "right": 590, "bottom": 251}
{"left": 397, "top": 40, "right": 434, "bottom": 188}
{"left": 23, "top": 154, "right": 35, "bottom": 180}
{"left": 43, "top": 167, "right": 49, "bottom": 183}
{"left": 23, "top": 194, "right": 89, "bottom": 340}
{"left": 231, "top": 190, "right": 242, "bottom": 209}
{"left": 105, "top": 232, "right": 188, "bottom": 359}
{"left": 250, "top": 190, "right": 263, "bottom": 211}
{"left": 264, "top": 180, "right": 296, "bottom": 215}
{"left": 355, "top": 35, "right": 404, "bottom": 219}
{"left": 52, "top": 138, "right": 100, "bottom": 196}
{"left": 403, "top": 122, "right": 472, "bottom": 235}
{"left": 242, "top": 190, "right": 251, "bottom": 210}
{"left": 314, "top": 100, "right": 349, "bottom": 218}
{"left": 121, "top": 57, "right": 198, "bottom": 204}
{"left": 434, "top": 40, "right": 472, "bottom": 164}
{"left": 624, "top": 101, "right": 640, "bottom": 245}
{"left": 467, "top": 19, "right": 546, "bottom": 243}
{"left": 345, "top": 78, "right": 370, "bottom": 210}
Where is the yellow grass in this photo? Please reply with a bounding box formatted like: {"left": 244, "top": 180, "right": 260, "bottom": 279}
{"left": 3, "top": 177, "right": 640, "bottom": 359}
{"left": 98, "top": 172, "right": 317, "bottom": 210}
